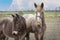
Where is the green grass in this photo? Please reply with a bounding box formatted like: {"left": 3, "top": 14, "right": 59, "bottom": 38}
{"left": 0, "top": 11, "right": 60, "bottom": 19}
{"left": 0, "top": 11, "right": 59, "bottom": 23}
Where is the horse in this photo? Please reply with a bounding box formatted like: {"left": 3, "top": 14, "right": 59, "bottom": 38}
{"left": 23, "top": 2, "right": 46, "bottom": 40}
{"left": 0, "top": 17, "right": 12, "bottom": 40}
{"left": 12, "top": 14, "right": 27, "bottom": 40}
{"left": 0, "top": 14, "right": 26, "bottom": 40}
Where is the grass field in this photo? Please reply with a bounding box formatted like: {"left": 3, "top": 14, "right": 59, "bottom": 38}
{"left": 0, "top": 11, "right": 60, "bottom": 40}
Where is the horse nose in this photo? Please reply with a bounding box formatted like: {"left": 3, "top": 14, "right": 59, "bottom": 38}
{"left": 12, "top": 33, "right": 16, "bottom": 36}
{"left": 12, "top": 31, "right": 18, "bottom": 36}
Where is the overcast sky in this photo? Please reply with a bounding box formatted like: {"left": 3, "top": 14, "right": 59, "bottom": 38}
{"left": 0, "top": 0, "right": 60, "bottom": 11}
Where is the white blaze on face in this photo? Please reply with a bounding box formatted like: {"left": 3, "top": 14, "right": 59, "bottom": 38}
{"left": 37, "top": 12, "right": 41, "bottom": 21}
{"left": 36, "top": 12, "right": 42, "bottom": 25}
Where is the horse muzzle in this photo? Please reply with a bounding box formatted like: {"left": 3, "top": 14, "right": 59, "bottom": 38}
{"left": 12, "top": 31, "right": 18, "bottom": 36}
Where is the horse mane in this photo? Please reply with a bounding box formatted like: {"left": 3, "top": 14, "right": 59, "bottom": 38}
{"left": 19, "top": 15, "right": 26, "bottom": 31}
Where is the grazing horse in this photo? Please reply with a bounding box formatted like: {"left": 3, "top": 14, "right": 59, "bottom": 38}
{"left": 0, "top": 14, "right": 26, "bottom": 40}
{"left": 23, "top": 2, "right": 46, "bottom": 40}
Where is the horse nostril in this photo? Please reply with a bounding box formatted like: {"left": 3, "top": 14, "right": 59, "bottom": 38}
{"left": 12, "top": 32, "right": 18, "bottom": 36}
{"left": 12, "top": 33, "right": 16, "bottom": 35}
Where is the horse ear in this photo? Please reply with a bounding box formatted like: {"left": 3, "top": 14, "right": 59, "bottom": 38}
{"left": 16, "top": 14, "right": 19, "bottom": 18}
{"left": 11, "top": 14, "right": 15, "bottom": 17}
{"left": 34, "top": 3, "right": 37, "bottom": 8}
{"left": 41, "top": 2, "right": 44, "bottom": 8}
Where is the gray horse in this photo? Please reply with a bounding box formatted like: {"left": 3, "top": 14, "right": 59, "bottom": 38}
{"left": 12, "top": 14, "right": 27, "bottom": 40}
{"left": 23, "top": 2, "right": 46, "bottom": 40}
{"left": 0, "top": 14, "right": 26, "bottom": 40}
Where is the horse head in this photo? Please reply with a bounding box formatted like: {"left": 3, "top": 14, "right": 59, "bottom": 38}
{"left": 12, "top": 14, "right": 26, "bottom": 36}
{"left": 34, "top": 2, "right": 44, "bottom": 12}
{"left": 34, "top": 2, "right": 44, "bottom": 26}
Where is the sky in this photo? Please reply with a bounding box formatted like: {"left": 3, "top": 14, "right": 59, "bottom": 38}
{"left": 0, "top": 0, "right": 12, "bottom": 11}
{"left": 0, "top": 0, "right": 60, "bottom": 11}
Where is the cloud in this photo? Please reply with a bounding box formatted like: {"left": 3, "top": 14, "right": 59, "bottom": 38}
{"left": 8, "top": 0, "right": 43, "bottom": 11}
{"left": 8, "top": 0, "right": 60, "bottom": 11}
{"left": 44, "top": 0, "right": 60, "bottom": 10}
{"left": 8, "top": 0, "right": 24, "bottom": 11}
